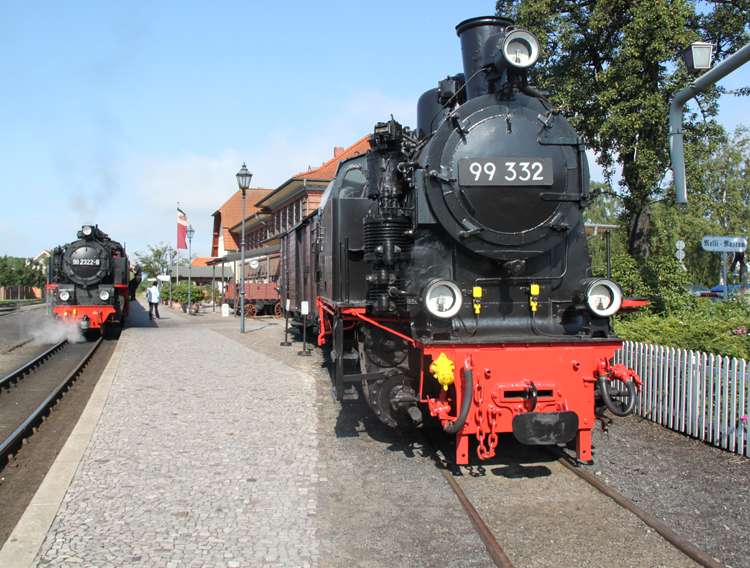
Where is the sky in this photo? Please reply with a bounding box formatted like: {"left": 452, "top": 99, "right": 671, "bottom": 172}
{"left": 1, "top": 1, "right": 748, "bottom": 260}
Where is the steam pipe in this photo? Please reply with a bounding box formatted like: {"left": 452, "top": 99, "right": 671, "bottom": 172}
{"left": 444, "top": 369, "right": 473, "bottom": 434}
{"left": 598, "top": 376, "right": 637, "bottom": 417}
{"left": 670, "top": 42, "right": 750, "bottom": 204}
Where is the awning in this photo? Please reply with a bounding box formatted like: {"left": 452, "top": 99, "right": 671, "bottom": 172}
{"left": 206, "top": 244, "right": 280, "bottom": 265}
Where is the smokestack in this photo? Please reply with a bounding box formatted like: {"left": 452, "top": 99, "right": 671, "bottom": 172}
{"left": 456, "top": 16, "right": 513, "bottom": 100}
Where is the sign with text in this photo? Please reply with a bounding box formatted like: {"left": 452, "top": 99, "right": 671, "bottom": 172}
{"left": 701, "top": 236, "right": 747, "bottom": 253}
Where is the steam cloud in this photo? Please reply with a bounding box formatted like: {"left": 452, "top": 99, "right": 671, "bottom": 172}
{"left": 30, "top": 319, "right": 87, "bottom": 345}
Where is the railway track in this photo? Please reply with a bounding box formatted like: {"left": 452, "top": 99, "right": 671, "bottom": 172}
{"left": 419, "top": 429, "right": 725, "bottom": 568}
{"left": 0, "top": 338, "right": 102, "bottom": 465}
{"left": 0, "top": 304, "right": 45, "bottom": 319}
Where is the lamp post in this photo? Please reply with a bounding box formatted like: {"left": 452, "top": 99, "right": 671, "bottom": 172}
{"left": 187, "top": 225, "right": 195, "bottom": 315}
{"left": 166, "top": 245, "right": 173, "bottom": 306}
{"left": 671, "top": 40, "right": 750, "bottom": 203}
{"left": 236, "top": 162, "right": 253, "bottom": 333}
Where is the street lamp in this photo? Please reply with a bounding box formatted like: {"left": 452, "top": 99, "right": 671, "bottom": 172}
{"left": 236, "top": 162, "right": 253, "bottom": 333}
{"left": 166, "top": 245, "right": 173, "bottom": 305}
{"left": 187, "top": 225, "right": 195, "bottom": 315}
{"left": 681, "top": 41, "right": 714, "bottom": 75}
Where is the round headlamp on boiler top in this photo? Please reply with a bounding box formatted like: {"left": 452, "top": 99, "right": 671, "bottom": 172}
{"left": 483, "top": 26, "right": 541, "bottom": 73}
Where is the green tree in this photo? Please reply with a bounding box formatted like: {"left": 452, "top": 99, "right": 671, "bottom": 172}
{"left": 584, "top": 181, "right": 622, "bottom": 225}
{"left": 584, "top": 182, "right": 627, "bottom": 275}
{"left": 0, "top": 256, "right": 46, "bottom": 297}
{"left": 649, "top": 126, "right": 750, "bottom": 286}
{"left": 496, "top": 0, "right": 750, "bottom": 257}
{"left": 0, "top": 256, "right": 14, "bottom": 289}
{"left": 133, "top": 243, "right": 194, "bottom": 279}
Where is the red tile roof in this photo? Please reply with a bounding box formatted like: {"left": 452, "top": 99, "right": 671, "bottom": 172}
{"left": 213, "top": 188, "right": 269, "bottom": 251}
{"left": 191, "top": 257, "right": 217, "bottom": 267}
{"left": 293, "top": 135, "right": 370, "bottom": 180}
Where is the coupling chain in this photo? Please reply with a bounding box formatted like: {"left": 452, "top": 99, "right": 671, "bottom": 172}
{"left": 474, "top": 382, "right": 485, "bottom": 455}
{"left": 474, "top": 382, "right": 501, "bottom": 460}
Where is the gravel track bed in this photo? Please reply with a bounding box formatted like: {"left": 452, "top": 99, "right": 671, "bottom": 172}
{"left": 0, "top": 305, "right": 48, "bottom": 353}
{"left": 4, "top": 305, "right": 746, "bottom": 567}
{"left": 230, "top": 316, "right": 748, "bottom": 567}
{"left": 232, "top": 317, "right": 746, "bottom": 567}
{"left": 573, "top": 415, "right": 749, "bottom": 568}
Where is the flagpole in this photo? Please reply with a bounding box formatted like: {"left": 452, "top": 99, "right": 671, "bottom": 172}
{"left": 176, "top": 202, "right": 180, "bottom": 285}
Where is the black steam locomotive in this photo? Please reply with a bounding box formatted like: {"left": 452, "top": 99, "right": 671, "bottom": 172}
{"left": 49, "top": 225, "right": 130, "bottom": 333}
{"left": 280, "top": 16, "right": 641, "bottom": 464}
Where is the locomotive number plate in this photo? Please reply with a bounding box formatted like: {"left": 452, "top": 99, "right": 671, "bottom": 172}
{"left": 72, "top": 258, "right": 101, "bottom": 266}
{"left": 458, "top": 158, "right": 553, "bottom": 186}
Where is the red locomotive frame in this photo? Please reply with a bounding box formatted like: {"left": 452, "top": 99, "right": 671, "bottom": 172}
{"left": 316, "top": 297, "right": 639, "bottom": 465}
{"left": 47, "top": 283, "right": 130, "bottom": 331}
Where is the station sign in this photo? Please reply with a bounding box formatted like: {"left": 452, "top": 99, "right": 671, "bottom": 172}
{"left": 701, "top": 236, "right": 747, "bottom": 253}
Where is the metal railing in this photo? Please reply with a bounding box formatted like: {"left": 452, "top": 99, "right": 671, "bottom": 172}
{"left": 615, "top": 342, "right": 749, "bottom": 457}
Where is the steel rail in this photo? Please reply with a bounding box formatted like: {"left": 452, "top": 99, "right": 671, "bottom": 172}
{"left": 0, "top": 304, "right": 45, "bottom": 318}
{"left": 420, "top": 427, "right": 724, "bottom": 568}
{"left": 548, "top": 447, "right": 726, "bottom": 568}
{"left": 0, "top": 338, "right": 102, "bottom": 464}
{"left": 0, "top": 340, "right": 68, "bottom": 390}
{"left": 416, "top": 430, "right": 516, "bottom": 568}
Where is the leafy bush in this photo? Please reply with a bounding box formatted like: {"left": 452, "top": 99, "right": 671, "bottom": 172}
{"left": 610, "top": 253, "right": 750, "bottom": 359}
{"left": 169, "top": 282, "right": 205, "bottom": 305}
{"left": 609, "top": 253, "right": 650, "bottom": 297}
{"left": 615, "top": 295, "right": 750, "bottom": 360}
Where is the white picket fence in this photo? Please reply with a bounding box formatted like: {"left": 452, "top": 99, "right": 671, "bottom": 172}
{"left": 614, "top": 341, "right": 749, "bottom": 457}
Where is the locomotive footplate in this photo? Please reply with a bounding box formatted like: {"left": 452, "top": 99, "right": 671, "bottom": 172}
{"left": 511, "top": 411, "right": 579, "bottom": 446}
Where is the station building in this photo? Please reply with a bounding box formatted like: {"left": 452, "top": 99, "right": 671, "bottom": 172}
{"left": 207, "top": 136, "right": 370, "bottom": 294}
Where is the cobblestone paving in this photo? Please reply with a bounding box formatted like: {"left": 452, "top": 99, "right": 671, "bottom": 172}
{"left": 34, "top": 310, "right": 319, "bottom": 567}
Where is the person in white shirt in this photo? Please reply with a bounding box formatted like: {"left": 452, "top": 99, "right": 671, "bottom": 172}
{"left": 147, "top": 283, "right": 161, "bottom": 320}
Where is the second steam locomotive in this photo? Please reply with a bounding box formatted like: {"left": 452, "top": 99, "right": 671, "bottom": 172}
{"left": 49, "top": 224, "right": 130, "bottom": 333}
{"left": 280, "top": 16, "right": 641, "bottom": 464}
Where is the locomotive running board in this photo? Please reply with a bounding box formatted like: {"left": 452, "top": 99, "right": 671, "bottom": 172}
{"left": 512, "top": 411, "right": 579, "bottom": 445}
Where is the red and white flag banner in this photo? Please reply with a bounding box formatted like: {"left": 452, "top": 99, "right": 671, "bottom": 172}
{"left": 177, "top": 208, "right": 188, "bottom": 249}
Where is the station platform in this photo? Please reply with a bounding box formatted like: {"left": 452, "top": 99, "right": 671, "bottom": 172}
{"left": 0, "top": 299, "right": 320, "bottom": 568}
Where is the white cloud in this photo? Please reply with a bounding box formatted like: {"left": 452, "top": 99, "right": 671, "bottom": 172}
{"left": 246, "top": 87, "right": 417, "bottom": 190}
{"left": 125, "top": 87, "right": 416, "bottom": 258}
{"left": 123, "top": 150, "right": 243, "bottom": 258}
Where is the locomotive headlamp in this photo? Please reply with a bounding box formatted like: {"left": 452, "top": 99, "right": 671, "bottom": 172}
{"left": 99, "top": 290, "right": 110, "bottom": 301}
{"left": 576, "top": 278, "right": 623, "bottom": 318}
{"left": 59, "top": 290, "right": 70, "bottom": 301}
{"left": 82, "top": 225, "right": 94, "bottom": 236}
{"left": 424, "top": 280, "right": 463, "bottom": 319}
{"left": 493, "top": 28, "right": 540, "bottom": 71}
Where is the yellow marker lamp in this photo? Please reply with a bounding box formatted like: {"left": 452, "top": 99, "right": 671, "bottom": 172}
{"left": 530, "top": 284, "right": 540, "bottom": 312}
{"left": 472, "top": 287, "right": 482, "bottom": 314}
